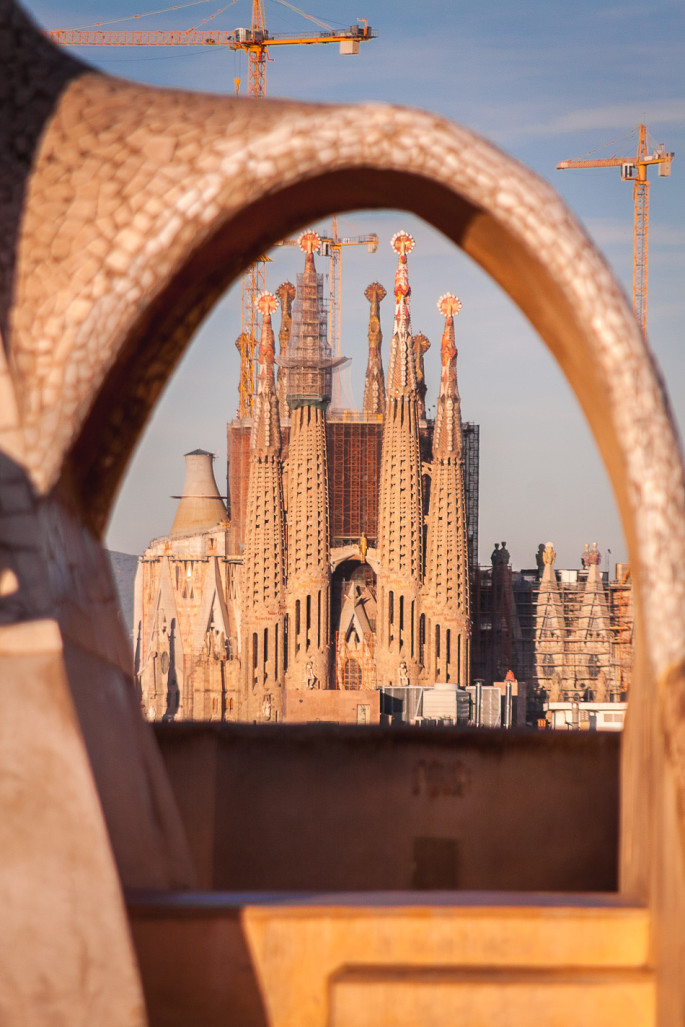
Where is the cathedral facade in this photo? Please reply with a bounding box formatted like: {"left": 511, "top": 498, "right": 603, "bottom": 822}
{"left": 135, "top": 231, "right": 474, "bottom": 722}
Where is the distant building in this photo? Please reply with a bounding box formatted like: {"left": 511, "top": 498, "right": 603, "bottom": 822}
{"left": 473, "top": 540, "right": 633, "bottom": 729}
{"left": 134, "top": 231, "right": 477, "bottom": 723}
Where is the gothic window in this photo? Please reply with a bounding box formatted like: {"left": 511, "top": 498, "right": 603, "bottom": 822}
{"left": 419, "top": 614, "right": 426, "bottom": 666}
{"left": 542, "top": 653, "right": 554, "bottom": 677}
{"left": 263, "top": 627, "right": 268, "bottom": 665}
{"left": 435, "top": 624, "right": 441, "bottom": 661}
{"left": 588, "top": 653, "right": 600, "bottom": 679}
{"left": 446, "top": 629, "right": 451, "bottom": 671}
{"left": 252, "top": 633, "right": 258, "bottom": 670}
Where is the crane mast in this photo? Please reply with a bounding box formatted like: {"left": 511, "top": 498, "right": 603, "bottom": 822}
{"left": 49, "top": 3, "right": 375, "bottom": 416}
{"left": 557, "top": 124, "right": 673, "bottom": 338}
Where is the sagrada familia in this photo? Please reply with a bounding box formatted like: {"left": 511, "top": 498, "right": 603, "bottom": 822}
{"left": 134, "top": 230, "right": 474, "bottom": 723}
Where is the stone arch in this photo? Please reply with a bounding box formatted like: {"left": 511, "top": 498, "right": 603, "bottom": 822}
{"left": 17, "top": 91, "right": 679, "bottom": 689}
{"left": 4, "top": 9, "right": 685, "bottom": 1014}
{"left": 23, "top": 73, "right": 681, "bottom": 883}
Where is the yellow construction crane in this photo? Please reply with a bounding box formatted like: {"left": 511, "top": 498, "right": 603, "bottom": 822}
{"left": 49, "top": 2, "right": 376, "bottom": 417}
{"left": 557, "top": 124, "right": 673, "bottom": 338}
{"left": 276, "top": 216, "right": 378, "bottom": 358}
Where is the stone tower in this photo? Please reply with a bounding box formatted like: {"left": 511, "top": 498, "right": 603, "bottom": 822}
{"left": 376, "top": 232, "right": 424, "bottom": 687}
{"left": 577, "top": 544, "right": 613, "bottom": 699}
{"left": 282, "top": 232, "right": 337, "bottom": 689}
{"left": 275, "top": 280, "right": 296, "bottom": 417}
{"left": 535, "top": 542, "right": 566, "bottom": 700}
{"left": 241, "top": 292, "right": 287, "bottom": 720}
{"left": 412, "top": 332, "right": 430, "bottom": 421}
{"left": 422, "top": 293, "right": 471, "bottom": 685}
{"left": 135, "top": 450, "right": 233, "bottom": 722}
{"left": 362, "top": 281, "right": 386, "bottom": 415}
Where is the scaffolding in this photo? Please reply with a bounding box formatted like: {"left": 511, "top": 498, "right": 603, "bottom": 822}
{"left": 527, "top": 567, "right": 633, "bottom": 699}
{"left": 462, "top": 422, "right": 480, "bottom": 577}
{"left": 471, "top": 563, "right": 633, "bottom": 705}
{"left": 327, "top": 419, "right": 383, "bottom": 547}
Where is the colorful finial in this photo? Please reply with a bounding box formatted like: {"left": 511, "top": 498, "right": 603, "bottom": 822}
{"left": 257, "top": 291, "right": 279, "bottom": 365}
{"left": 298, "top": 230, "right": 321, "bottom": 255}
{"left": 257, "top": 291, "right": 279, "bottom": 317}
{"left": 391, "top": 230, "right": 415, "bottom": 259}
{"left": 437, "top": 293, "right": 462, "bottom": 318}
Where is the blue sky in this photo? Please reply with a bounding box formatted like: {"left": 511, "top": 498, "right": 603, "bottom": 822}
{"left": 23, "top": 0, "right": 685, "bottom": 571}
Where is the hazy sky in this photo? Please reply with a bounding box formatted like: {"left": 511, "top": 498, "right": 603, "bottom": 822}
{"left": 24, "top": 0, "right": 685, "bottom": 571}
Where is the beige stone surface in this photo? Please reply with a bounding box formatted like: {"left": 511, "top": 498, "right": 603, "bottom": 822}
{"left": 2, "top": 0, "right": 685, "bottom": 1021}
{"left": 0, "top": 620, "right": 146, "bottom": 1025}
{"left": 129, "top": 892, "right": 652, "bottom": 1027}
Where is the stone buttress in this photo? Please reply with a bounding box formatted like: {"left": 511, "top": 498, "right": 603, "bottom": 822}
{"left": 362, "top": 281, "right": 386, "bottom": 416}
{"left": 282, "top": 233, "right": 337, "bottom": 689}
{"left": 376, "top": 232, "right": 424, "bottom": 687}
{"left": 422, "top": 294, "right": 471, "bottom": 685}
{"left": 240, "top": 292, "right": 287, "bottom": 721}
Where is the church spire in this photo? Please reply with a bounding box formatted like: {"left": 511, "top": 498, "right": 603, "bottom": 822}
{"left": 282, "top": 230, "right": 341, "bottom": 409}
{"left": 275, "top": 280, "right": 295, "bottom": 417}
{"left": 422, "top": 292, "right": 470, "bottom": 685}
{"left": 376, "top": 231, "right": 424, "bottom": 687}
{"left": 241, "top": 292, "right": 287, "bottom": 719}
{"left": 412, "top": 332, "right": 430, "bottom": 420}
{"left": 284, "top": 231, "right": 332, "bottom": 690}
{"left": 362, "top": 281, "right": 386, "bottom": 415}
{"left": 386, "top": 231, "right": 419, "bottom": 397}
{"left": 432, "top": 293, "right": 463, "bottom": 459}
{"left": 251, "top": 291, "right": 281, "bottom": 453}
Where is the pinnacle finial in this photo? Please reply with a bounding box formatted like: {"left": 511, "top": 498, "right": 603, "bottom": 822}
{"left": 437, "top": 292, "right": 462, "bottom": 318}
{"left": 257, "top": 291, "right": 279, "bottom": 365}
{"left": 391, "top": 230, "right": 415, "bottom": 258}
{"left": 437, "top": 292, "right": 461, "bottom": 366}
{"left": 298, "top": 230, "right": 321, "bottom": 255}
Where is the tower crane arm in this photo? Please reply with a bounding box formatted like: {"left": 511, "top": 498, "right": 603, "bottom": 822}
{"left": 48, "top": 24, "right": 375, "bottom": 49}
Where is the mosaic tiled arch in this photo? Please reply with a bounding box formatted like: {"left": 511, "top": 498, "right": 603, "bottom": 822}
{"left": 3, "top": 2, "right": 685, "bottom": 1016}
{"left": 2, "top": 0, "right": 685, "bottom": 820}
{"left": 11, "top": 69, "right": 685, "bottom": 661}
